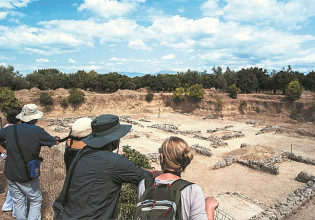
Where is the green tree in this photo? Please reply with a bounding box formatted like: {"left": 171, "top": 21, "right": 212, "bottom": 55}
{"left": 223, "top": 67, "right": 237, "bottom": 87}
{"left": 305, "top": 71, "right": 315, "bottom": 92}
{"left": 186, "top": 84, "right": 204, "bottom": 102}
{"left": 39, "top": 92, "right": 53, "bottom": 106}
{"left": 0, "top": 87, "right": 21, "bottom": 113}
{"left": 236, "top": 68, "right": 258, "bottom": 93}
{"left": 227, "top": 84, "right": 239, "bottom": 99}
{"left": 213, "top": 66, "right": 227, "bottom": 91}
{"left": 68, "top": 88, "right": 85, "bottom": 105}
{"left": 172, "top": 87, "right": 185, "bottom": 104}
{"left": 285, "top": 80, "right": 304, "bottom": 102}
{"left": 177, "top": 69, "right": 201, "bottom": 87}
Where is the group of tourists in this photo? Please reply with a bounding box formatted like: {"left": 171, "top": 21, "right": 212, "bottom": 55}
{"left": 0, "top": 103, "right": 219, "bottom": 220}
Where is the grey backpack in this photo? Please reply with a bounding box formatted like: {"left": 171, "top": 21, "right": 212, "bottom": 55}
{"left": 134, "top": 178, "right": 193, "bottom": 220}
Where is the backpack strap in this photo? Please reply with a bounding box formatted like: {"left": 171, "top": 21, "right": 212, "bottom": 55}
{"left": 171, "top": 179, "right": 194, "bottom": 220}
{"left": 143, "top": 178, "right": 193, "bottom": 219}
{"left": 62, "top": 147, "right": 98, "bottom": 206}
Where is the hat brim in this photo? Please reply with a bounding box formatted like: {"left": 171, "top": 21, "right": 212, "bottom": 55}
{"left": 82, "top": 124, "right": 132, "bottom": 148}
{"left": 16, "top": 111, "right": 43, "bottom": 122}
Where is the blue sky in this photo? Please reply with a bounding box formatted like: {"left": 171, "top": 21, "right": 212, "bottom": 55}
{"left": 1, "top": 0, "right": 315, "bottom": 76}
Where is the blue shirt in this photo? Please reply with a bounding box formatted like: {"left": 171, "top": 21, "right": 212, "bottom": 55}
{"left": 0, "top": 123, "right": 57, "bottom": 182}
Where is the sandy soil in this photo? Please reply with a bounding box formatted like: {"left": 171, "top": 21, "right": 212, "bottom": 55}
{"left": 43, "top": 112, "right": 315, "bottom": 219}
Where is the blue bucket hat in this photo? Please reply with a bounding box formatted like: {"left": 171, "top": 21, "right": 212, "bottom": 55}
{"left": 82, "top": 114, "right": 132, "bottom": 148}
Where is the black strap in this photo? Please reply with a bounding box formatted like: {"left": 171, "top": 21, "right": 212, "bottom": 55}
{"left": 164, "top": 169, "right": 181, "bottom": 177}
{"left": 62, "top": 147, "right": 98, "bottom": 206}
{"left": 14, "top": 124, "right": 30, "bottom": 178}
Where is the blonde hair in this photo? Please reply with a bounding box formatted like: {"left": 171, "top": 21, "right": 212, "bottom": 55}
{"left": 161, "top": 136, "right": 193, "bottom": 172}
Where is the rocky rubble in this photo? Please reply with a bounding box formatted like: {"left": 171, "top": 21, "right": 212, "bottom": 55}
{"left": 255, "top": 125, "right": 284, "bottom": 135}
{"left": 148, "top": 123, "right": 200, "bottom": 136}
{"left": 119, "top": 115, "right": 144, "bottom": 127}
{"left": 214, "top": 155, "right": 238, "bottom": 169}
{"left": 193, "top": 134, "right": 228, "bottom": 148}
{"left": 190, "top": 144, "right": 212, "bottom": 156}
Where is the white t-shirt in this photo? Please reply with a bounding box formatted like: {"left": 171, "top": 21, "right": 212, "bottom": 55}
{"left": 137, "top": 179, "right": 208, "bottom": 220}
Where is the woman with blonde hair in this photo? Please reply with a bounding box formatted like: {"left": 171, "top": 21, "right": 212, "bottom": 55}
{"left": 137, "top": 136, "right": 218, "bottom": 220}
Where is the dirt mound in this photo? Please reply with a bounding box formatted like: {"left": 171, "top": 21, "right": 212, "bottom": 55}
{"left": 224, "top": 145, "right": 281, "bottom": 161}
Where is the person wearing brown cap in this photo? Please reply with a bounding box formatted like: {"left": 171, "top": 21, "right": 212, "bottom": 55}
{"left": 53, "top": 114, "right": 154, "bottom": 219}
{"left": 0, "top": 104, "right": 59, "bottom": 220}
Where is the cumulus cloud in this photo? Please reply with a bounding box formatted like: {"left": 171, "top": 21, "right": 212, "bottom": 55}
{"left": 35, "top": 58, "right": 49, "bottom": 63}
{"left": 0, "top": 0, "right": 32, "bottom": 9}
{"left": 128, "top": 39, "right": 151, "bottom": 50}
{"left": 68, "top": 58, "right": 76, "bottom": 64}
{"left": 161, "top": 54, "right": 176, "bottom": 60}
{"left": 201, "top": 0, "right": 315, "bottom": 29}
{"left": 78, "top": 0, "right": 145, "bottom": 18}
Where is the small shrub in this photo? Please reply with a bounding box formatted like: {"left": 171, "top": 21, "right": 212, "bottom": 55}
{"left": 172, "top": 87, "right": 185, "bottom": 104}
{"left": 118, "top": 146, "right": 153, "bottom": 219}
{"left": 215, "top": 96, "right": 223, "bottom": 115}
{"left": 239, "top": 100, "right": 247, "bottom": 113}
{"left": 285, "top": 80, "right": 304, "bottom": 102}
{"left": 164, "top": 99, "right": 171, "bottom": 107}
{"left": 290, "top": 103, "right": 303, "bottom": 120}
{"left": 60, "top": 97, "right": 69, "bottom": 108}
{"left": 145, "top": 89, "right": 154, "bottom": 102}
{"left": 40, "top": 92, "right": 53, "bottom": 106}
{"left": 227, "top": 84, "right": 239, "bottom": 99}
{"left": 186, "top": 84, "right": 204, "bottom": 102}
{"left": 256, "top": 106, "right": 261, "bottom": 113}
{"left": 0, "top": 87, "right": 21, "bottom": 113}
{"left": 68, "top": 88, "right": 85, "bottom": 105}
{"left": 43, "top": 105, "right": 52, "bottom": 113}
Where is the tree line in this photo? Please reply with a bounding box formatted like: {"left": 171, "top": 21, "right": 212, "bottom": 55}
{"left": 1, "top": 65, "right": 315, "bottom": 93}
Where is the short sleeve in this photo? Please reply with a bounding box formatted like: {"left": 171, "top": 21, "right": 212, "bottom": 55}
{"left": 180, "top": 184, "right": 207, "bottom": 220}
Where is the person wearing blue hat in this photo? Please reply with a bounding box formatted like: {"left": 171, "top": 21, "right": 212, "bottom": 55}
{"left": 53, "top": 114, "right": 155, "bottom": 219}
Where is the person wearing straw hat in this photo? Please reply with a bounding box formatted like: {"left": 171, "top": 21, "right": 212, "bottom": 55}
{"left": 53, "top": 114, "right": 156, "bottom": 219}
{"left": 0, "top": 103, "right": 59, "bottom": 220}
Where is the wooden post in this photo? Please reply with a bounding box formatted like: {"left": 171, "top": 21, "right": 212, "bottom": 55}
{"left": 290, "top": 144, "right": 292, "bottom": 162}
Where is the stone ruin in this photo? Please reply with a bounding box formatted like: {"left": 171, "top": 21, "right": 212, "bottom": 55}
{"left": 148, "top": 123, "right": 200, "bottom": 136}
{"left": 194, "top": 134, "right": 228, "bottom": 148}
{"left": 255, "top": 125, "right": 284, "bottom": 135}
{"left": 213, "top": 148, "right": 315, "bottom": 176}
{"left": 190, "top": 144, "right": 212, "bottom": 156}
{"left": 250, "top": 172, "right": 315, "bottom": 220}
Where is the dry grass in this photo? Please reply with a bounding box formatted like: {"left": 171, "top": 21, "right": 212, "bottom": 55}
{"left": 40, "top": 147, "right": 66, "bottom": 220}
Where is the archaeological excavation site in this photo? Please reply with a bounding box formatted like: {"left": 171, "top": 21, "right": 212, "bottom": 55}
{"left": 1, "top": 88, "right": 314, "bottom": 220}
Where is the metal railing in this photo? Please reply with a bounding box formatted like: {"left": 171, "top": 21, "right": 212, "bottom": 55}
{"left": 214, "top": 208, "right": 236, "bottom": 220}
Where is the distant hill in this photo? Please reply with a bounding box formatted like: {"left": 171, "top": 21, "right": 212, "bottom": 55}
{"left": 118, "top": 70, "right": 177, "bottom": 77}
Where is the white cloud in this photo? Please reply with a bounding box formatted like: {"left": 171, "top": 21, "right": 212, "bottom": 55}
{"left": 201, "top": 0, "right": 315, "bottom": 29}
{"left": 110, "top": 57, "right": 127, "bottom": 62}
{"left": 78, "top": 0, "right": 145, "bottom": 18}
{"left": 35, "top": 58, "right": 49, "bottom": 63}
{"left": 161, "top": 54, "right": 176, "bottom": 60}
{"left": 68, "top": 58, "right": 76, "bottom": 64}
{"left": 128, "top": 39, "right": 151, "bottom": 50}
{"left": 0, "top": 0, "right": 32, "bottom": 9}
{"left": 0, "top": 11, "right": 8, "bottom": 20}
